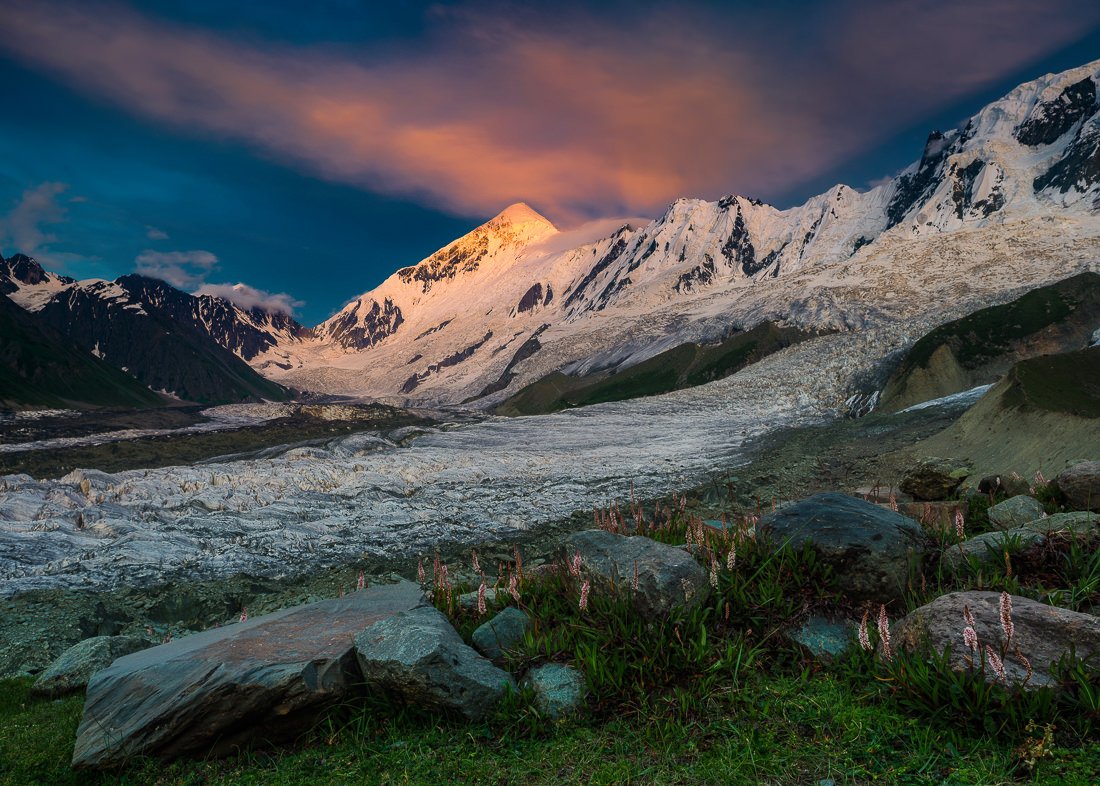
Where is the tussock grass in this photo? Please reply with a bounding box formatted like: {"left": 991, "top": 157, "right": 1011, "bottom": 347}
{"left": 3, "top": 490, "right": 1100, "bottom": 784}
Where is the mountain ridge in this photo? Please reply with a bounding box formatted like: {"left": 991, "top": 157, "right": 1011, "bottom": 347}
{"left": 249, "top": 57, "right": 1100, "bottom": 407}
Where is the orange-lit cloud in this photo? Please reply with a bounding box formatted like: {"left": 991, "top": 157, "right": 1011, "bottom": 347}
{"left": 1, "top": 1, "right": 1096, "bottom": 223}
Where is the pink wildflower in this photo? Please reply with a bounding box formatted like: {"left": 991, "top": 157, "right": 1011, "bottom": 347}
{"left": 239, "top": 608, "right": 248, "bottom": 623}
{"left": 954, "top": 508, "right": 966, "bottom": 540}
{"left": 471, "top": 550, "right": 482, "bottom": 575}
{"left": 357, "top": 571, "right": 366, "bottom": 591}
{"left": 963, "top": 626, "right": 979, "bottom": 652}
{"left": 579, "top": 579, "right": 590, "bottom": 611}
{"left": 417, "top": 558, "right": 425, "bottom": 584}
{"left": 477, "top": 582, "right": 487, "bottom": 616}
{"left": 1000, "top": 592, "right": 1014, "bottom": 645}
{"left": 508, "top": 572, "right": 520, "bottom": 602}
{"left": 985, "top": 645, "right": 1008, "bottom": 685}
{"left": 569, "top": 550, "right": 582, "bottom": 578}
{"left": 709, "top": 559, "right": 719, "bottom": 590}
{"left": 877, "top": 605, "right": 892, "bottom": 661}
{"left": 858, "top": 611, "right": 872, "bottom": 652}
{"left": 726, "top": 545, "right": 736, "bottom": 570}
{"left": 1035, "top": 470, "right": 1047, "bottom": 486}
{"left": 963, "top": 604, "right": 976, "bottom": 628}
{"left": 889, "top": 491, "right": 898, "bottom": 512}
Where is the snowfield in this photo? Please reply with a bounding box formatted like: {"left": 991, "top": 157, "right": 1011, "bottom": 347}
{"left": 0, "top": 327, "right": 902, "bottom": 595}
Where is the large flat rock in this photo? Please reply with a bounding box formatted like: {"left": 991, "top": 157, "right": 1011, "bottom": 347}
{"left": 72, "top": 580, "right": 425, "bottom": 769}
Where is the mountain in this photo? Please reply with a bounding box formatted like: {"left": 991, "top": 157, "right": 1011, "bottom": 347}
{"left": 878, "top": 272, "right": 1100, "bottom": 412}
{"left": 1, "top": 254, "right": 293, "bottom": 405}
{"left": 253, "top": 58, "right": 1100, "bottom": 408}
{"left": 0, "top": 291, "right": 164, "bottom": 410}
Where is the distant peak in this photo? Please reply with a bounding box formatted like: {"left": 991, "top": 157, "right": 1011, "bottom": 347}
{"left": 488, "top": 202, "right": 557, "bottom": 232}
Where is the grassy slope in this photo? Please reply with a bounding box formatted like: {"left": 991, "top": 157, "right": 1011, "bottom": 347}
{"left": 891, "top": 346, "right": 1100, "bottom": 480}
{"left": 0, "top": 295, "right": 163, "bottom": 411}
{"left": 879, "top": 272, "right": 1100, "bottom": 412}
{"left": 7, "top": 674, "right": 1092, "bottom": 785}
{"left": 496, "top": 322, "right": 819, "bottom": 416}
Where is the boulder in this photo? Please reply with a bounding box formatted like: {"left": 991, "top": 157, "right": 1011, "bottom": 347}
{"left": 522, "top": 663, "right": 586, "bottom": 718}
{"left": 1055, "top": 462, "right": 1100, "bottom": 511}
{"left": 472, "top": 607, "right": 531, "bottom": 660}
{"left": 759, "top": 492, "right": 930, "bottom": 603}
{"left": 789, "top": 617, "right": 852, "bottom": 660}
{"left": 31, "top": 635, "right": 151, "bottom": 698}
{"left": 563, "top": 530, "right": 710, "bottom": 617}
{"left": 988, "top": 496, "right": 1046, "bottom": 530}
{"left": 900, "top": 458, "right": 972, "bottom": 501}
{"left": 978, "top": 474, "right": 1031, "bottom": 498}
{"left": 944, "top": 513, "right": 1099, "bottom": 573}
{"left": 72, "top": 580, "right": 425, "bottom": 769}
{"left": 355, "top": 605, "right": 515, "bottom": 721}
{"left": 893, "top": 591, "right": 1100, "bottom": 689}
{"left": 942, "top": 529, "right": 1046, "bottom": 573}
{"left": 1023, "top": 511, "right": 1099, "bottom": 537}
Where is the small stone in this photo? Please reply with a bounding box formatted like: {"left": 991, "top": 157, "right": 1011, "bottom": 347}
{"left": 988, "top": 496, "right": 1046, "bottom": 530}
{"left": 472, "top": 607, "right": 532, "bottom": 660}
{"left": 789, "top": 617, "right": 852, "bottom": 660}
{"left": 522, "top": 663, "right": 586, "bottom": 718}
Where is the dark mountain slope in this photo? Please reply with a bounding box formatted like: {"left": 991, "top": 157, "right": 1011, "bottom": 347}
{"left": 0, "top": 293, "right": 163, "bottom": 410}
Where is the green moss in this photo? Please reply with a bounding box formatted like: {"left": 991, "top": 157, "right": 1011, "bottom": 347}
{"left": 901, "top": 272, "right": 1099, "bottom": 374}
{"left": 1002, "top": 346, "right": 1100, "bottom": 418}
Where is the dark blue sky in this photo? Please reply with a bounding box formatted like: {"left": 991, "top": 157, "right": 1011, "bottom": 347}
{"left": 1, "top": 0, "right": 1098, "bottom": 325}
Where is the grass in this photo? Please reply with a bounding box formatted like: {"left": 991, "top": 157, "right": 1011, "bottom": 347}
{"left": 898, "top": 272, "right": 1099, "bottom": 373}
{"left": 3, "top": 491, "right": 1100, "bottom": 784}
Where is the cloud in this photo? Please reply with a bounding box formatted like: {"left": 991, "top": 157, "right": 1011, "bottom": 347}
{"left": 529, "top": 216, "right": 654, "bottom": 256}
{"left": 194, "top": 282, "right": 302, "bottom": 316}
{"left": 145, "top": 226, "right": 169, "bottom": 240}
{"left": 0, "top": 181, "right": 69, "bottom": 257}
{"left": 1, "top": 1, "right": 1097, "bottom": 222}
{"left": 134, "top": 249, "right": 218, "bottom": 288}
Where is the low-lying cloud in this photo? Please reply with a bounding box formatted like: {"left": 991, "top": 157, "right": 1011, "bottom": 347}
{"left": 195, "top": 282, "right": 302, "bottom": 316}
{"left": 2, "top": 1, "right": 1097, "bottom": 223}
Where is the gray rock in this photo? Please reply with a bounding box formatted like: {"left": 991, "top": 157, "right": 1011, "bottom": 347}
{"left": 355, "top": 605, "right": 515, "bottom": 721}
{"left": 563, "top": 530, "right": 710, "bottom": 618}
{"left": 942, "top": 529, "right": 1046, "bottom": 573}
{"left": 522, "top": 663, "right": 586, "bottom": 718}
{"left": 759, "top": 492, "right": 930, "bottom": 603}
{"left": 472, "top": 607, "right": 531, "bottom": 660}
{"left": 1055, "top": 462, "right": 1100, "bottom": 511}
{"left": 900, "top": 458, "right": 972, "bottom": 501}
{"left": 988, "top": 496, "right": 1046, "bottom": 530}
{"left": 893, "top": 591, "right": 1100, "bottom": 689}
{"left": 458, "top": 587, "right": 500, "bottom": 613}
{"left": 31, "top": 636, "right": 151, "bottom": 698}
{"left": 789, "top": 617, "right": 852, "bottom": 660}
{"left": 72, "top": 580, "right": 425, "bottom": 769}
{"left": 978, "top": 474, "right": 1031, "bottom": 498}
{"left": 1022, "top": 511, "right": 1099, "bottom": 537}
